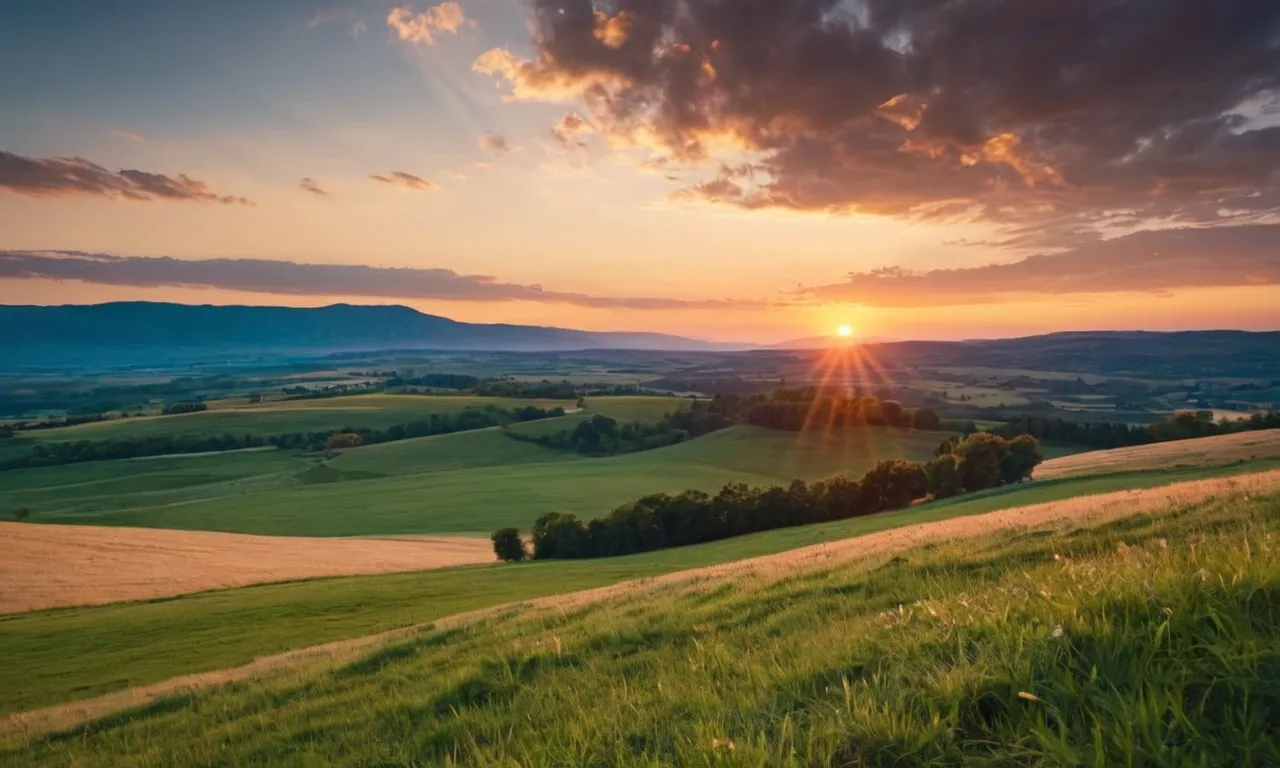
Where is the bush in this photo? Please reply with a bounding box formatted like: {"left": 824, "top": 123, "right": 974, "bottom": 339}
{"left": 325, "top": 432, "right": 364, "bottom": 451}
{"left": 491, "top": 528, "right": 528, "bottom": 562}
{"left": 161, "top": 401, "right": 208, "bottom": 416}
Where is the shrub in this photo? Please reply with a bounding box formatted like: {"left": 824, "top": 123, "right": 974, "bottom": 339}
{"left": 490, "top": 528, "right": 528, "bottom": 563}
{"left": 325, "top": 432, "right": 364, "bottom": 451}
{"left": 161, "top": 401, "right": 208, "bottom": 416}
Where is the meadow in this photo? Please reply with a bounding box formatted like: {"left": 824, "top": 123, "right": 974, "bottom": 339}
{"left": 4, "top": 473, "right": 1276, "bottom": 765}
{"left": 3, "top": 456, "right": 1275, "bottom": 720}
{"left": 2, "top": 394, "right": 584, "bottom": 445}
{"left": 2, "top": 422, "right": 952, "bottom": 537}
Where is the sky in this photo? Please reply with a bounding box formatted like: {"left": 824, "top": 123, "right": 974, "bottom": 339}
{"left": 1, "top": 0, "right": 1278, "bottom": 344}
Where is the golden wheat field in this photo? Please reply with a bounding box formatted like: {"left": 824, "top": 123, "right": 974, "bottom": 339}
{"left": 1035, "top": 429, "right": 1280, "bottom": 480}
{"left": 0, "top": 523, "right": 495, "bottom": 614}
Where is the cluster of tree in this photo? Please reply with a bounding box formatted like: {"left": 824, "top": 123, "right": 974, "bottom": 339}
{"left": 992, "top": 409, "right": 1280, "bottom": 450}
{"left": 0, "top": 404, "right": 565, "bottom": 471}
{"left": 474, "top": 379, "right": 580, "bottom": 399}
{"left": 384, "top": 373, "right": 480, "bottom": 390}
{"left": 161, "top": 401, "right": 208, "bottom": 416}
{"left": 507, "top": 401, "right": 734, "bottom": 456}
{"left": 642, "top": 376, "right": 786, "bottom": 396}
{"left": 712, "top": 388, "right": 942, "bottom": 432}
{"left": 266, "top": 405, "right": 565, "bottom": 453}
{"left": 279, "top": 382, "right": 381, "bottom": 399}
{"left": 4, "top": 412, "right": 111, "bottom": 432}
{"left": 492, "top": 432, "right": 1043, "bottom": 562}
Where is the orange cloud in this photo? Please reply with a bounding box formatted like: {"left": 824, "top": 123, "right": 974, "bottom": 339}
{"left": 387, "top": 1, "right": 468, "bottom": 45}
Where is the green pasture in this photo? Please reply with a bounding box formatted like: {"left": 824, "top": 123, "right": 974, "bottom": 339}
{"left": 4, "top": 425, "right": 951, "bottom": 537}
{"left": 1, "top": 458, "right": 1274, "bottom": 718}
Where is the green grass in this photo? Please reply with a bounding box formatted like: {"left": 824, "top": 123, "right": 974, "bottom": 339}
{"left": 2, "top": 458, "right": 1273, "bottom": 718}
{"left": 5, "top": 394, "right": 579, "bottom": 446}
{"left": 6, "top": 485, "right": 1277, "bottom": 765}
{"left": 6, "top": 425, "right": 951, "bottom": 537}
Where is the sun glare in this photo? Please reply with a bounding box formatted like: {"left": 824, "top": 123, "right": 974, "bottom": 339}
{"left": 836, "top": 325, "right": 853, "bottom": 337}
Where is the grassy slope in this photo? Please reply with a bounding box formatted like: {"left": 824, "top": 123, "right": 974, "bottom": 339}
{"left": 7, "top": 488, "right": 1277, "bottom": 765}
{"left": 2, "top": 459, "right": 1274, "bottom": 717}
{"left": 8, "top": 425, "right": 950, "bottom": 537}
{"left": 1036, "top": 427, "right": 1280, "bottom": 479}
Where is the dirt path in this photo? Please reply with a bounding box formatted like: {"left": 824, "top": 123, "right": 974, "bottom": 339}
{"left": 0, "top": 524, "right": 495, "bottom": 614}
{"left": 5, "top": 469, "right": 1277, "bottom": 739}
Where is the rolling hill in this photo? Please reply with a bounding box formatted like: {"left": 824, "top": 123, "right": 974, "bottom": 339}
{"left": 0, "top": 302, "right": 742, "bottom": 365}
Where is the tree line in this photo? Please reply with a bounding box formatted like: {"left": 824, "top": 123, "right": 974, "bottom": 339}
{"left": 506, "top": 402, "right": 734, "bottom": 456}
{"left": 992, "top": 409, "right": 1280, "bottom": 450}
{"left": 710, "top": 388, "right": 943, "bottom": 433}
{"left": 490, "top": 432, "right": 1043, "bottom": 562}
{"left": 0, "top": 404, "right": 565, "bottom": 471}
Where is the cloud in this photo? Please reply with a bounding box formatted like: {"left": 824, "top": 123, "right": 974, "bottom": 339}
{"left": 306, "top": 6, "right": 368, "bottom": 38}
{"left": 477, "top": 0, "right": 1280, "bottom": 247}
{"left": 802, "top": 225, "right": 1280, "bottom": 307}
{"left": 551, "top": 112, "right": 594, "bottom": 148}
{"left": 387, "top": 2, "right": 468, "bottom": 45}
{"left": 299, "top": 178, "right": 329, "bottom": 197}
{"left": 111, "top": 130, "right": 145, "bottom": 144}
{"left": 0, "top": 150, "right": 254, "bottom": 205}
{"left": 370, "top": 171, "right": 439, "bottom": 191}
{"left": 0, "top": 250, "right": 765, "bottom": 311}
{"left": 477, "top": 133, "right": 511, "bottom": 155}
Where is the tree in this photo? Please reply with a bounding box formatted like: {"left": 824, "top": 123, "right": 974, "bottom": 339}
{"left": 13, "top": 507, "right": 31, "bottom": 522}
{"left": 954, "top": 432, "right": 1011, "bottom": 492}
{"left": 490, "top": 528, "right": 528, "bottom": 562}
{"left": 912, "top": 408, "right": 942, "bottom": 431}
{"left": 531, "top": 512, "right": 587, "bottom": 559}
{"left": 881, "top": 400, "right": 904, "bottom": 427}
{"left": 924, "top": 454, "right": 962, "bottom": 499}
{"left": 860, "top": 459, "right": 927, "bottom": 513}
{"left": 1000, "top": 434, "right": 1044, "bottom": 484}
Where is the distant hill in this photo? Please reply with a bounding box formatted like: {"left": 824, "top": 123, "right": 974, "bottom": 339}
{"left": 0, "top": 302, "right": 742, "bottom": 365}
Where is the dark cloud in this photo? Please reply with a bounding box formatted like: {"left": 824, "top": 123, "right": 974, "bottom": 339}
{"left": 370, "top": 171, "right": 439, "bottom": 191}
{"left": 476, "top": 0, "right": 1280, "bottom": 244}
{"left": 477, "top": 133, "right": 511, "bottom": 155}
{"left": 299, "top": 177, "right": 329, "bottom": 197}
{"left": 0, "top": 150, "right": 255, "bottom": 205}
{"left": 0, "top": 250, "right": 764, "bottom": 311}
{"left": 803, "top": 225, "right": 1280, "bottom": 307}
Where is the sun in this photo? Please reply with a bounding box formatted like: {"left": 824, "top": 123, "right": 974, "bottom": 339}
{"left": 836, "top": 325, "right": 854, "bottom": 338}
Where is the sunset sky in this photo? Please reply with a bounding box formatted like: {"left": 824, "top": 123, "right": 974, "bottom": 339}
{"left": 1, "top": 0, "right": 1278, "bottom": 344}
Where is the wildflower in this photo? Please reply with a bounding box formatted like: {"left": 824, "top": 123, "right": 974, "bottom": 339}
{"left": 1051, "top": 625, "right": 1064, "bottom": 638}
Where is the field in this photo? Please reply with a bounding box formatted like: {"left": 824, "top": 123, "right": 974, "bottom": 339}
{"left": 0, "top": 522, "right": 494, "bottom": 614}
{"left": 2, "top": 456, "right": 1275, "bottom": 721}
{"left": 2, "top": 394, "right": 579, "bottom": 445}
{"left": 3, "top": 424, "right": 952, "bottom": 537}
{"left": 1036, "top": 428, "right": 1280, "bottom": 479}
{"left": 4, "top": 470, "right": 1277, "bottom": 764}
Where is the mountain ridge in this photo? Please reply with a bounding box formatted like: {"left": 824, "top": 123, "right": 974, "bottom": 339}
{"left": 0, "top": 302, "right": 746, "bottom": 363}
